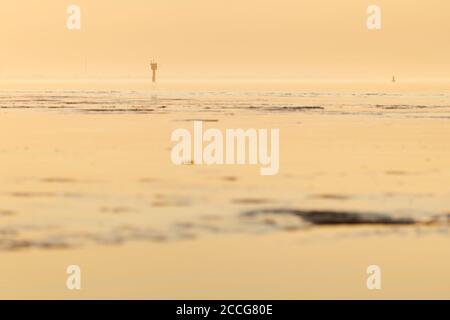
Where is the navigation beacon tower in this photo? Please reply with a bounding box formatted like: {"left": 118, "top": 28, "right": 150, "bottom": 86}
{"left": 151, "top": 60, "right": 158, "bottom": 83}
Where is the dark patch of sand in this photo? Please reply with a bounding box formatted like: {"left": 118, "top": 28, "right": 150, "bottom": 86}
{"left": 241, "top": 208, "right": 418, "bottom": 225}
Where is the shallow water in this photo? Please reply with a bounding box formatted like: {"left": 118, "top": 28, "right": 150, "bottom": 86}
{"left": 1, "top": 88, "right": 450, "bottom": 118}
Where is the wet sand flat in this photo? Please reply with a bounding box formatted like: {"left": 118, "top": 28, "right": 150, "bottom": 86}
{"left": 0, "top": 230, "right": 449, "bottom": 299}
{"left": 0, "top": 84, "right": 449, "bottom": 298}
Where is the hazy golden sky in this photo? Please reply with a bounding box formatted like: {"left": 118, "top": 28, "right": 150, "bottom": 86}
{"left": 0, "top": 0, "right": 449, "bottom": 80}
